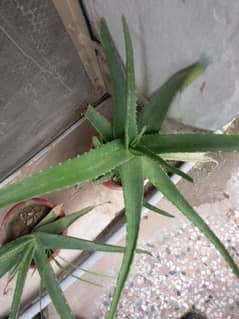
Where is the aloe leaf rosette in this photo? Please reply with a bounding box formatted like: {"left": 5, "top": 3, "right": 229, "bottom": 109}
{"left": 0, "top": 17, "right": 239, "bottom": 319}
{"left": 0, "top": 206, "right": 135, "bottom": 319}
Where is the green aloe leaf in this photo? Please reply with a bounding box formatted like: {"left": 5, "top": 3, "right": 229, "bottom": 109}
{"left": 144, "top": 157, "right": 239, "bottom": 277}
{"left": 0, "top": 256, "right": 17, "bottom": 278}
{"left": 143, "top": 200, "right": 174, "bottom": 218}
{"left": 138, "top": 62, "right": 206, "bottom": 132}
{"left": 160, "top": 152, "right": 212, "bottom": 163}
{"left": 57, "top": 255, "right": 114, "bottom": 279}
{"left": 35, "top": 232, "right": 126, "bottom": 253}
{"left": 85, "top": 105, "right": 112, "bottom": 141}
{"left": 108, "top": 157, "right": 144, "bottom": 318}
{"left": 123, "top": 16, "right": 137, "bottom": 148}
{"left": 0, "top": 140, "right": 133, "bottom": 209}
{"left": 0, "top": 237, "right": 32, "bottom": 280}
{"left": 39, "top": 279, "right": 44, "bottom": 318}
{"left": 34, "top": 206, "right": 94, "bottom": 234}
{"left": 9, "top": 244, "right": 35, "bottom": 319}
{"left": 33, "top": 242, "right": 74, "bottom": 319}
{"left": 140, "top": 133, "right": 239, "bottom": 153}
{"left": 131, "top": 126, "right": 147, "bottom": 147}
{"left": 77, "top": 268, "right": 114, "bottom": 279}
{"left": 8, "top": 258, "right": 20, "bottom": 279}
{"left": 100, "top": 19, "right": 126, "bottom": 137}
{"left": 92, "top": 136, "right": 102, "bottom": 148}
{"left": 0, "top": 237, "right": 33, "bottom": 268}
{"left": 53, "top": 258, "right": 102, "bottom": 287}
{"left": 0, "top": 254, "right": 18, "bottom": 278}
{"left": 68, "top": 273, "right": 101, "bottom": 287}
{"left": 134, "top": 144, "right": 193, "bottom": 182}
{"left": 180, "top": 63, "right": 207, "bottom": 91}
{"left": 34, "top": 204, "right": 63, "bottom": 229}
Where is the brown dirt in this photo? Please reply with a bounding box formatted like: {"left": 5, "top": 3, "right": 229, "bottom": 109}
{"left": 5, "top": 204, "right": 51, "bottom": 242}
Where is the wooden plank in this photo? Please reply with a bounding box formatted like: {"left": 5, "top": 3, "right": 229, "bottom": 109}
{"left": 52, "top": 0, "right": 106, "bottom": 94}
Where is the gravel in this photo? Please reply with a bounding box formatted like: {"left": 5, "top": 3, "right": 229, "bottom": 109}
{"left": 95, "top": 209, "right": 239, "bottom": 319}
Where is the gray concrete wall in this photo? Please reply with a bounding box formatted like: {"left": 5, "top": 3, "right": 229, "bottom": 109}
{"left": 0, "top": 0, "right": 95, "bottom": 180}
{"left": 83, "top": 0, "right": 239, "bottom": 131}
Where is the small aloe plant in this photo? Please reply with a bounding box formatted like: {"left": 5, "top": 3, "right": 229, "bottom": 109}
{"left": 0, "top": 204, "right": 135, "bottom": 319}
{"left": 0, "top": 17, "right": 239, "bottom": 319}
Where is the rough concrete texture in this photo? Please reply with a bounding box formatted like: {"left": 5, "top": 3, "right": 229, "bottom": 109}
{"left": 0, "top": 0, "right": 94, "bottom": 180}
{"left": 46, "top": 152, "right": 239, "bottom": 319}
{"left": 84, "top": 0, "right": 239, "bottom": 130}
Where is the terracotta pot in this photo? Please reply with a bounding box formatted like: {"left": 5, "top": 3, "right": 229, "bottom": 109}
{"left": 0, "top": 197, "right": 65, "bottom": 268}
{"left": 101, "top": 179, "right": 122, "bottom": 191}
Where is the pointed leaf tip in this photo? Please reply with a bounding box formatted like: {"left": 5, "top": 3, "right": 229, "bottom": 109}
{"left": 144, "top": 157, "right": 239, "bottom": 278}
{"left": 100, "top": 18, "right": 126, "bottom": 137}
{"left": 138, "top": 62, "right": 206, "bottom": 133}
{"left": 123, "top": 16, "right": 137, "bottom": 148}
{"left": 181, "top": 62, "right": 207, "bottom": 91}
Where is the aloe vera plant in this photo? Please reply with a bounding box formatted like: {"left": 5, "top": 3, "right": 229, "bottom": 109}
{"left": 0, "top": 204, "right": 133, "bottom": 319}
{"left": 0, "top": 17, "right": 239, "bottom": 319}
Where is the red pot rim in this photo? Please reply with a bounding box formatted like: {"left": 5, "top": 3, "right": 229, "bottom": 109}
{"left": 102, "top": 180, "right": 122, "bottom": 191}
{"left": 0, "top": 197, "right": 66, "bottom": 268}
{"left": 1, "top": 197, "right": 65, "bottom": 227}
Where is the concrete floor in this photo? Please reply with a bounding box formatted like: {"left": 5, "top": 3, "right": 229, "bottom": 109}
{"left": 45, "top": 150, "right": 239, "bottom": 319}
